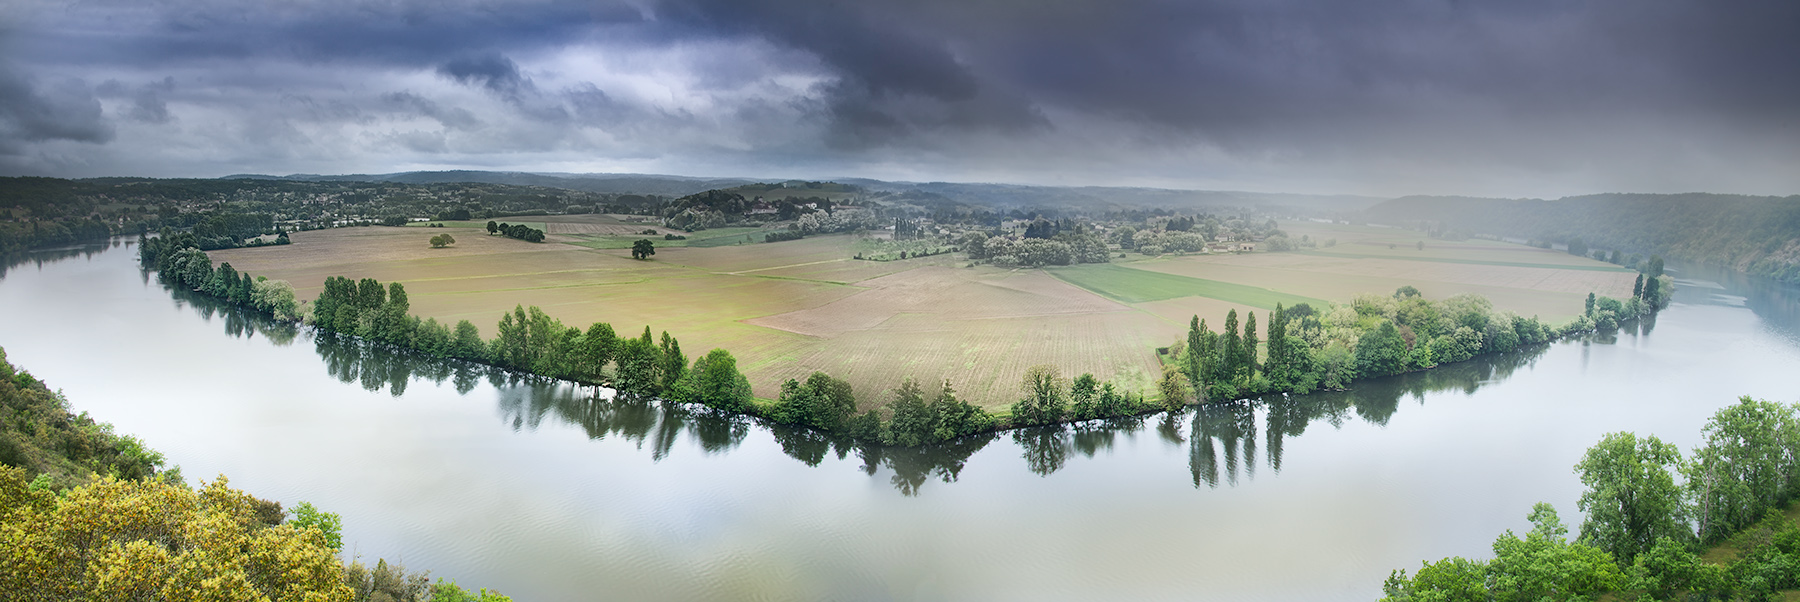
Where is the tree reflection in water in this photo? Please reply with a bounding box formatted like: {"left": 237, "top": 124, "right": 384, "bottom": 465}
{"left": 162, "top": 280, "right": 1571, "bottom": 495}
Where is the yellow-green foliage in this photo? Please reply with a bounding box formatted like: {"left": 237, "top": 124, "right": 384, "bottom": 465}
{"left": 0, "top": 347, "right": 169, "bottom": 491}
{"left": 0, "top": 466, "right": 354, "bottom": 601}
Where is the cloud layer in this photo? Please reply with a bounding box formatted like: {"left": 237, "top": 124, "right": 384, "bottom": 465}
{"left": 1, "top": 0, "right": 1796, "bottom": 197}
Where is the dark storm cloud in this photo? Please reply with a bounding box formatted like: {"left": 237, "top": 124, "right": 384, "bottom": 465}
{"left": 439, "top": 54, "right": 535, "bottom": 100}
{"left": 2, "top": 0, "right": 1797, "bottom": 194}
{"left": 654, "top": 0, "right": 1050, "bottom": 148}
{"left": 0, "top": 68, "right": 113, "bottom": 151}
{"left": 658, "top": 0, "right": 1800, "bottom": 147}
{"left": 23, "top": 0, "right": 644, "bottom": 70}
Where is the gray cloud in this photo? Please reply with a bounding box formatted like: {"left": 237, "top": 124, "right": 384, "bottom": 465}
{"left": 1, "top": 0, "right": 1796, "bottom": 196}
{"left": 382, "top": 92, "right": 482, "bottom": 131}
{"left": 439, "top": 54, "right": 535, "bottom": 100}
{"left": 0, "top": 68, "right": 113, "bottom": 152}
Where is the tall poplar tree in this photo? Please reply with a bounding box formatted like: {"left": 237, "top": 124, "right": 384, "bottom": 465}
{"left": 1220, "top": 310, "right": 1241, "bottom": 382}
{"left": 1243, "top": 311, "right": 1259, "bottom": 379}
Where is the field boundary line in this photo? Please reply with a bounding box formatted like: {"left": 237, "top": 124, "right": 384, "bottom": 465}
{"left": 725, "top": 257, "right": 851, "bottom": 275}
{"left": 1295, "top": 250, "right": 1635, "bottom": 272}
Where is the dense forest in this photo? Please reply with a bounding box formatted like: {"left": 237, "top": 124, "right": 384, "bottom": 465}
{"left": 1381, "top": 396, "right": 1800, "bottom": 601}
{"left": 1365, "top": 193, "right": 1800, "bottom": 284}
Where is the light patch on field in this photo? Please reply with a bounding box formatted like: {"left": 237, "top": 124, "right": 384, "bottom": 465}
{"left": 748, "top": 266, "right": 1127, "bottom": 337}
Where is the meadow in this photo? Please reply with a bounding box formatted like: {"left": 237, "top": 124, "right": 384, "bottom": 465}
{"left": 212, "top": 220, "right": 1636, "bottom": 410}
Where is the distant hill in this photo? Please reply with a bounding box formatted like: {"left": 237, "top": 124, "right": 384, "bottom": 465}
{"left": 1365, "top": 193, "right": 1800, "bottom": 283}
{"left": 835, "top": 179, "right": 1384, "bottom": 212}
{"left": 227, "top": 171, "right": 1384, "bottom": 212}
{"left": 223, "top": 171, "right": 768, "bottom": 197}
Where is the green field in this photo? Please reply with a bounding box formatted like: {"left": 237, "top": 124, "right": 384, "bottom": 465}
{"left": 1049, "top": 263, "right": 1327, "bottom": 308}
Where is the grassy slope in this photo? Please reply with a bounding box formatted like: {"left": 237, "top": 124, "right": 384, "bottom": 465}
{"left": 1048, "top": 263, "right": 1328, "bottom": 308}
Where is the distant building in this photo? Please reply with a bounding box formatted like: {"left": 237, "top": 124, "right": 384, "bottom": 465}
{"left": 1238, "top": 243, "right": 1256, "bottom": 252}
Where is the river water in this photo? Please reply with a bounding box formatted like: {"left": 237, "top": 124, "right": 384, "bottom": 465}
{"left": 2, "top": 239, "right": 1797, "bottom": 601}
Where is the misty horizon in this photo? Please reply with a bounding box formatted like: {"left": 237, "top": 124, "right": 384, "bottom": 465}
{"left": 3, "top": 0, "right": 1797, "bottom": 199}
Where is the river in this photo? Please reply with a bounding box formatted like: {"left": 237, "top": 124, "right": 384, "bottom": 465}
{"left": 2, "top": 239, "right": 1797, "bottom": 601}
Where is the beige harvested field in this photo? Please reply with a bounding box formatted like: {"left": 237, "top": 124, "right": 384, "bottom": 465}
{"left": 211, "top": 221, "right": 1634, "bottom": 410}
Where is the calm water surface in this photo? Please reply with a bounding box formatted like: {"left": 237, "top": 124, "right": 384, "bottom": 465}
{"left": 2, "top": 240, "right": 1797, "bottom": 601}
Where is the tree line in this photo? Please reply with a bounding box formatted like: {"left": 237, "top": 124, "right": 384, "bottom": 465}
{"left": 139, "top": 232, "right": 303, "bottom": 321}
{"left": 144, "top": 242, "right": 1656, "bottom": 446}
{"left": 1168, "top": 282, "right": 1671, "bottom": 404}
{"left": 1381, "top": 396, "right": 1800, "bottom": 601}
{"left": 485, "top": 221, "right": 545, "bottom": 242}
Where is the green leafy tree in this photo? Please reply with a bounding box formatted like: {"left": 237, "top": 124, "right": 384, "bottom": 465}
{"left": 1683, "top": 396, "right": 1800, "bottom": 542}
{"left": 450, "top": 320, "right": 486, "bottom": 360}
{"left": 613, "top": 334, "right": 663, "bottom": 398}
{"left": 773, "top": 372, "right": 857, "bottom": 433}
{"left": 1574, "top": 432, "right": 1692, "bottom": 565}
{"left": 574, "top": 322, "right": 618, "bottom": 382}
{"left": 885, "top": 379, "right": 933, "bottom": 447}
{"left": 1383, "top": 503, "right": 1625, "bottom": 602}
{"left": 289, "top": 501, "right": 344, "bottom": 552}
{"left": 1624, "top": 537, "right": 1730, "bottom": 601}
{"left": 631, "top": 239, "right": 656, "bottom": 260}
{"left": 1218, "top": 310, "right": 1241, "bottom": 382}
{"left": 671, "top": 349, "right": 753, "bottom": 412}
{"left": 1010, "top": 365, "right": 1067, "bottom": 426}
{"left": 1184, "top": 316, "right": 1205, "bottom": 389}
{"left": 486, "top": 220, "right": 498, "bottom": 235}
{"left": 1355, "top": 322, "right": 1408, "bottom": 377}
{"left": 1242, "top": 311, "right": 1259, "bottom": 380}
{"left": 1157, "top": 365, "right": 1192, "bottom": 412}
{"left": 929, "top": 380, "right": 993, "bottom": 441}
{"left": 1069, "top": 373, "right": 1100, "bottom": 420}
{"left": 658, "top": 332, "right": 686, "bottom": 391}
{"left": 1486, "top": 503, "right": 1626, "bottom": 602}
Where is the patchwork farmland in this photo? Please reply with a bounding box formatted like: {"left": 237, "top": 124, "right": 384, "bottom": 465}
{"left": 212, "top": 216, "right": 1635, "bottom": 410}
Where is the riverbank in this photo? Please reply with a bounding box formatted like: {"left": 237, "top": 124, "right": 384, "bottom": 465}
{"left": 149, "top": 235, "right": 1671, "bottom": 448}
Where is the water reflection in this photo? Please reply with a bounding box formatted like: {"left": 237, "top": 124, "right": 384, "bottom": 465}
{"left": 150, "top": 262, "right": 1635, "bottom": 496}
{"left": 1185, "top": 341, "right": 1553, "bottom": 489}
{"left": 0, "top": 239, "right": 123, "bottom": 280}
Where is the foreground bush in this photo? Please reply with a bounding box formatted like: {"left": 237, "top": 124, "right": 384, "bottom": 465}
{"left": 0, "top": 466, "right": 353, "bottom": 601}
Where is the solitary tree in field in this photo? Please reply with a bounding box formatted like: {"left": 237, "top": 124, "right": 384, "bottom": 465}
{"left": 486, "top": 220, "right": 499, "bottom": 235}
{"left": 429, "top": 233, "right": 455, "bottom": 248}
{"left": 631, "top": 239, "right": 656, "bottom": 260}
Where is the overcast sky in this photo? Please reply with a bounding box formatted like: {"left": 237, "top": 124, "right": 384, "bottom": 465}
{"left": 1, "top": 0, "right": 1796, "bottom": 198}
